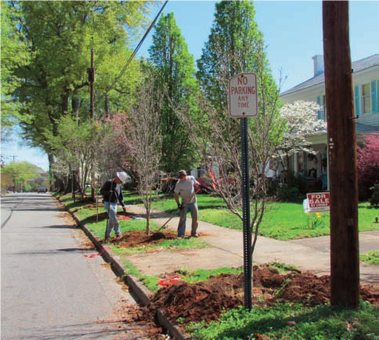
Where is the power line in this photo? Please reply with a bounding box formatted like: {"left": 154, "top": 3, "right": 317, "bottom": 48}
{"left": 97, "top": 0, "right": 169, "bottom": 102}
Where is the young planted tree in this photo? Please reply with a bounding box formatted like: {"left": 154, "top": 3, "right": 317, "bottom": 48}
{"left": 194, "top": 1, "right": 285, "bottom": 253}
{"left": 103, "top": 68, "right": 163, "bottom": 235}
{"left": 149, "top": 13, "right": 201, "bottom": 176}
{"left": 128, "top": 70, "right": 163, "bottom": 235}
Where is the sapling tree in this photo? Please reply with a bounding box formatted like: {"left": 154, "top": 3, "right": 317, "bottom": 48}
{"left": 103, "top": 69, "right": 163, "bottom": 235}
{"left": 128, "top": 70, "right": 163, "bottom": 235}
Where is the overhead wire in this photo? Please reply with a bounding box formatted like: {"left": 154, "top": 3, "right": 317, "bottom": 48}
{"left": 97, "top": 0, "right": 169, "bottom": 102}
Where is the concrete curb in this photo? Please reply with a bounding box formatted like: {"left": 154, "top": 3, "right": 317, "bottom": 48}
{"left": 64, "top": 204, "right": 191, "bottom": 340}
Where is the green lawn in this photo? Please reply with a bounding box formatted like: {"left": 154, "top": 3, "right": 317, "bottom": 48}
{"left": 58, "top": 191, "right": 379, "bottom": 241}
{"left": 147, "top": 193, "right": 379, "bottom": 240}
{"left": 188, "top": 301, "right": 379, "bottom": 340}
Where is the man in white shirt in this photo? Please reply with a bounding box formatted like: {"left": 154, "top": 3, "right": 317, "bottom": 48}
{"left": 174, "top": 170, "right": 201, "bottom": 239}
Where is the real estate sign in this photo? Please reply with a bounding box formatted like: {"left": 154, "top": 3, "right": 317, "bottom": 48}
{"left": 306, "top": 192, "right": 330, "bottom": 212}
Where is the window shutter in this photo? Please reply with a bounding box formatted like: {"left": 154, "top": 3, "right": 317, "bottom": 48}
{"left": 371, "top": 80, "right": 377, "bottom": 113}
{"left": 317, "top": 96, "right": 322, "bottom": 119}
{"left": 354, "top": 85, "right": 360, "bottom": 115}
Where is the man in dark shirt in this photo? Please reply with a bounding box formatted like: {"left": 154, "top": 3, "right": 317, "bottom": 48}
{"left": 100, "top": 172, "right": 128, "bottom": 240}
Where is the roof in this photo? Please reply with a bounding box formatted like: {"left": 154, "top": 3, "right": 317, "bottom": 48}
{"left": 281, "top": 54, "right": 379, "bottom": 96}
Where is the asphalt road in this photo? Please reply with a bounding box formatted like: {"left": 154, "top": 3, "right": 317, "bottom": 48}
{"left": 1, "top": 193, "right": 149, "bottom": 340}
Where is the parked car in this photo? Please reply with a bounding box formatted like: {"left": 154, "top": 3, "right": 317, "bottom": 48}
{"left": 37, "top": 186, "right": 47, "bottom": 193}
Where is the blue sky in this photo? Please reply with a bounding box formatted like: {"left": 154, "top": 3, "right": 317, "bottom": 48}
{"left": 3, "top": 0, "right": 378, "bottom": 171}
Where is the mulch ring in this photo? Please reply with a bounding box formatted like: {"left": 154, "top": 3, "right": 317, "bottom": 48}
{"left": 110, "top": 230, "right": 178, "bottom": 248}
{"left": 123, "top": 265, "right": 379, "bottom": 336}
{"left": 85, "top": 211, "right": 140, "bottom": 222}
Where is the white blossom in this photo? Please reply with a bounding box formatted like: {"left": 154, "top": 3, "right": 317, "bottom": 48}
{"left": 278, "top": 100, "right": 327, "bottom": 157}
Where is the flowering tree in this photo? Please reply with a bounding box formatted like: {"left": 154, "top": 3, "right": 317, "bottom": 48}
{"left": 278, "top": 100, "right": 326, "bottom": 170}
{"left": 46, "top": 115, "right": 105, "bottom": 198}
{"left": 357, "top": 133, "right": 379, "bottom": 200}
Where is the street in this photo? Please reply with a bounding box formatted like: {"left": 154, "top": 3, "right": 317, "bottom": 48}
{"left": 1, "top": 193, "right": 149, "bottom": 340}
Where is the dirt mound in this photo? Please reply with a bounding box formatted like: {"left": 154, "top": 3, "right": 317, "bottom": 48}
{"left": 151, "top": 274, "right": 244, "bottom": 323}
{"left": 85, "top": 211, "right": 136, "bottom": 222}
{"left": 125, "top": 265, "right": 379, "bottom": 337}
{"left": 103, "top": 230, "right": 178, "bottom": 248}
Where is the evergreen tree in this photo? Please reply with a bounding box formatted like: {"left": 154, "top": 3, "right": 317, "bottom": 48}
{"left": 149, "top": 12, "right": 201, "bottom": 174}
{"left": 197, "top": 0, "right": 277, "bottom": 115}
{"left": 194, "top": 0, "right": 285, "bottom": 254}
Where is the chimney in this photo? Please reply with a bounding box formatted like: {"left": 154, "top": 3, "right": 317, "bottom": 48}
{"left": 312, "top": 55, "right": 324, "bottom": 76}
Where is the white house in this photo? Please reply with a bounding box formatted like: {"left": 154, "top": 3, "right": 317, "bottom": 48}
{"left": 280, "top": 54, "right": 379, "bottom": 190}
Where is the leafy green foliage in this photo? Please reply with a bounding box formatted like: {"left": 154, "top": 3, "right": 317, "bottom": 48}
{"left": 45, "top": 115, "right": 108, "bottom": 197}
{"left": 149, "top": 12, "right": 201, "bottom": 173}
{"left": 3, "top": 1, "right": 154, "bottom": 166}
{"left": 0, "top": 2, "right": 31, "bottom": 141}
{"left": 2, "top": 161, "right": 40, "bottom": 192}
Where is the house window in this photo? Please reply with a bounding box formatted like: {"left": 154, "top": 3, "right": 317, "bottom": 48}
{"left": 317, "top": 95, "right": 327, "bottom": 121}
{"left": 362, "top": 83, "right": 371, "bottom": 113}
{"left": 322, "top": 95, "right": 327, "bottom": 121}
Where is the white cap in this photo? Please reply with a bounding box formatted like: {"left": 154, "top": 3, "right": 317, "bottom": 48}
{"left": 116, "top": 172, "right": 129, "bottom": 184}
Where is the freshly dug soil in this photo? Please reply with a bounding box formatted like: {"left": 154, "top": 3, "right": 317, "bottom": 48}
{"left": 122, "top": 265, "right": 378, "bottom": 338}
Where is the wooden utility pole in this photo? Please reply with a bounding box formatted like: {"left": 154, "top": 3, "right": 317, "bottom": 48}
{"left": 322, "top": 1, "right": 360, "bottom": 308}
{"left": 88, "top": 49, "right": 96, "bottom": 201}
{"left": 89, "top": 48, "right": 95, "bottom": 119}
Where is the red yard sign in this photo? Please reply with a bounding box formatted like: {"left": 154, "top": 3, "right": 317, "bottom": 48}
{"left": 307, "top": 192, "right": 330, "bottom": 212}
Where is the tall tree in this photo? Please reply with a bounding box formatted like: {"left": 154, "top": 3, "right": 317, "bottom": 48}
{"left": 0, "top": 0, "right": 27, "bottom": 122}
{"left": 2, "top": 161, "right": 39, "bottom": 192}
{"left": 149, "top": 12, "right": 201, "bottom": 174}
{"left": 193, "top": 0, "right": 285, "bottom": 252}
{"left": 0, "top": 2, "right": 30, "bottom": 143}
{"left": 4, "top": 1, "right": 154, "bottom": 173}
{"left": 197, "top": 0, "right": 277, "bottom": 117}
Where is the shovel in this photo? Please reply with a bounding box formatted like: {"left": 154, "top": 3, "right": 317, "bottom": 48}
{"left": 156, "top": 208, "right": 180, "bottom": 232}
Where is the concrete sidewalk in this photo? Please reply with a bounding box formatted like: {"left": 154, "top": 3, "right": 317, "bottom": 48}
{"left": 123, "top": 205, "right": 379, "bottom": 284}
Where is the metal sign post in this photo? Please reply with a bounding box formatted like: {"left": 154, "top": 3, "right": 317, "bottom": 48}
{"left": 240, "top": 117, "right": 252, "bottom": 311}
{"left": 229, "top": 73, "right": 258, "bottom": 311}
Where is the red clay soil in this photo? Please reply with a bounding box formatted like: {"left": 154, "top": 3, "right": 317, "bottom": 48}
{"left": 122, "top": 264, "right": 379, "bottom": 338}
{"left": 79, "top": 207, "right": 379, "bottom": 338}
